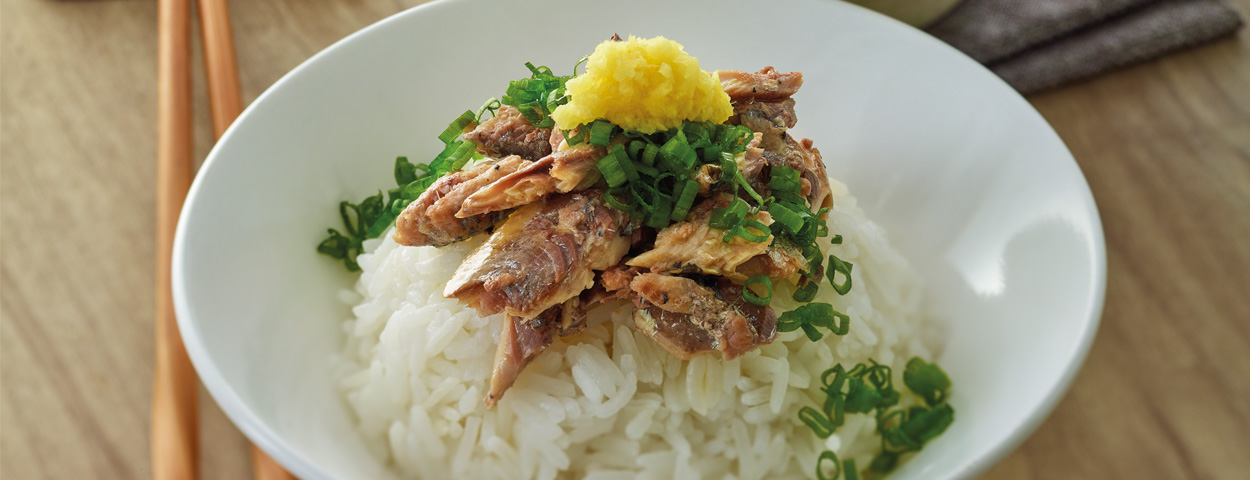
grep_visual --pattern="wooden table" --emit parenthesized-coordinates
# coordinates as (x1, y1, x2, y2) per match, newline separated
(2, 1, 1247, 478)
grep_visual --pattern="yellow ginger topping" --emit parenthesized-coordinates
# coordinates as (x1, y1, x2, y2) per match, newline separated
(551, 36, 733, 134)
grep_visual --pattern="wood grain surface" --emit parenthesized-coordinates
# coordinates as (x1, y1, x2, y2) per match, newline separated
(2, 1, 1247, 479)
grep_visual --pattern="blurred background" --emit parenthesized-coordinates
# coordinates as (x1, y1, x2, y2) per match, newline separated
(2, 0, 1248, 478)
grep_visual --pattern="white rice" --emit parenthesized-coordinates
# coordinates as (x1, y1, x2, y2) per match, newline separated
(335, 177, 937, 479)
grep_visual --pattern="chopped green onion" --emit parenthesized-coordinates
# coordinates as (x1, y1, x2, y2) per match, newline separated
(843, 460, 859, 480)
(792, 281, 819, 302)
(544, 87, 566, 116)
(777, 303, 849, 340)
(709, 197, 750, 230)
(589, 120, 616, 147)
(564, 128, 589, 147)
(504, 80, 537, 99)
(682, 121, 709, 146)
(603, 189, 634, 212)
(730, 219, 771, 243)
(670, 180, 700, 221)
(843, 377, 883, 414)
(641, 143, 659, 166)
(321, 59, 589, 272)
(770, 166, 802, 192)
(645, 194, 672, 229)
(827, 254, 854, 295)
(831, 309, 851, 335)
(393, 156, 420, 185)
(315, 229, 356, 268)
(700, 144, 722, 163)
(766, 202, 805, 235)
(901, 403, 954, 444)
(572, 54, 589, 75)
(449, 141, 476, 171)
(630, 184, 656, 212)
(734, 170, 765, 205)
(869, 452, 899, 473)
(816, 451, 842, 480)
(595, 153, 629, 188)
(524, 61, 548, 76)
(660, 134, 696, 172)
(799, 357, 955, 478)
(628, 140, 646, 160)
(742, 275, 772, 306)
(475, 98, 501, 122)
(903, 358, 952, 407)
(428, 140, 465, 172)
(609, 144, 638, 182)
(499, 61, 573, 129)
(634, 162, 659, 178)
(719, 152, 738, 180)
(799, 407, 835, 439)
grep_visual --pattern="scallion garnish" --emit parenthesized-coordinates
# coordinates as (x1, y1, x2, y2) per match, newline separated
(709, 197, 750, 230)
(727, 219, 771, 244)
(842, 460, 859, 480)
(800, 406, 836, 438)
(826, 254, 853, 295)
(792, 281, 820, 302)
(575, 119, 754, 233)
(903, 357, 952, 407)
(798, 358, 955, 479)
(595, 153, 629, 188)
(564, 127, 589, 147)
(476, 98, 501, 122)
(645, 194, 673, 229)
(499, 62, 574, 128)
(318, 104, 500, 271)
(670, 180, 700, 221)
(816, 451, 842, 480)
(742, 275, 772, 306)
(766, 202, 805, 235)
(776, 303, 850, 341)
(589, 119, 616, 147)
(437, 110, 477, 144)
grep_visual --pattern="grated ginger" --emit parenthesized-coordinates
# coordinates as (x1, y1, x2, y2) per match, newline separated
(551, 36, 733, 134)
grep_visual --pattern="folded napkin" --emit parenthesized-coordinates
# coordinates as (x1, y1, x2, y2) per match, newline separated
(926, 0, 1245, 93)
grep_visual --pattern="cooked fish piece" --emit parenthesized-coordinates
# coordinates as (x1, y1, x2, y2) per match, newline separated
(736, 132, 833, 213)
(717, 67, 804, 102)
(627, 194, 773, 281)
(392, 155, 532, 247)
(457, 144, 604, 218)
(548, 126, 567, 152)
(600, 264, 644, 294)
(732, 98, 796, 152)
(775, 135, 832, 213)
(736, 132, 766, 186)
(719, 68, 831, 212)
(737, 240, 810, 281)
(739, 131, 831, 213)
(629, 273, 777, 360)
(445, 190, 633, 318)
(588, 264, 646, 304)
(486, 297, 585, 408)
(464, 105, 553, 161)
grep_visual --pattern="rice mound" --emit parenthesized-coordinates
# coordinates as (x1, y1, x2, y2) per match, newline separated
(335, 177, 937, 479)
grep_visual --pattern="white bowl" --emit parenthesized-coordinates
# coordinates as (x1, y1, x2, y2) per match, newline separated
(173, 0, 1106, 478)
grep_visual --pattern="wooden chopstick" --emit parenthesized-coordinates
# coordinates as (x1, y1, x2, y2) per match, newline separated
(198, 0, 243, 138)
(153, 0, 198, 478)
(196, 0, 296, 478)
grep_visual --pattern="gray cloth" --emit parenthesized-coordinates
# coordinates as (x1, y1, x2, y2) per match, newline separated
(927, 0, 1245, 93)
